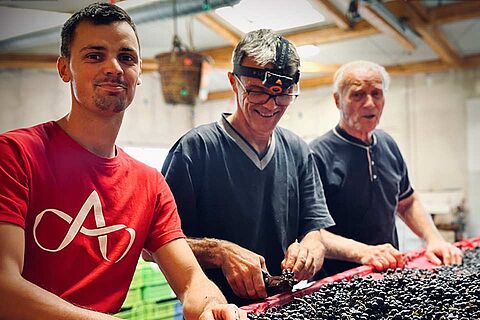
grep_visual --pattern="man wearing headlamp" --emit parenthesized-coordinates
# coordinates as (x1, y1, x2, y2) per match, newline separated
(161, 29, 334, 306)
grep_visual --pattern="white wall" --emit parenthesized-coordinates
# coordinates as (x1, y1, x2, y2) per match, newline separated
(1, 67, 479, 238)
(467, 97, 480, 238)
(0, 69, 193, 148)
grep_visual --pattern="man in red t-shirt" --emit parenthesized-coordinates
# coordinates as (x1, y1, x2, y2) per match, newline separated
(0, 3, 245, 320)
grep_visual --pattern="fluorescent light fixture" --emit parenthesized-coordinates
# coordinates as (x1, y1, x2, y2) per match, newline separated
(296, 45, 320, 59)
(215, 0, 325, 33)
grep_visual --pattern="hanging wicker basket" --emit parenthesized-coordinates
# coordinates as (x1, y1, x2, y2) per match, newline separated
(155, 50, 210, 106)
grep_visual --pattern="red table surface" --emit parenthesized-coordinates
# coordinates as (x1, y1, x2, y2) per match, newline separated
(241, 236, 480, 315)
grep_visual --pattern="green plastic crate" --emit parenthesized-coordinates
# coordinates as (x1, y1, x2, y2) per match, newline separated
(129, 300, 180, 320)
(122, 287, 142, 308)
(143, 284, 176, 303)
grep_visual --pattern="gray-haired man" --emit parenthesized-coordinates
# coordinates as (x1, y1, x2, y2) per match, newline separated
(309, 60, 462, 278)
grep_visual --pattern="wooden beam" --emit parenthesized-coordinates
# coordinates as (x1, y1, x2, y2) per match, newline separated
(201, 46, 235, 69)
(414, 23, 461, 66)
(195, 13, 241, 45)
(284, 20, 377, 46)
(402, 1, 461, 66)
(0, 54, 58, 69)
(358, 1, 416, 51)
(385, 1, 480, 24)
(206, 54, 480, 101)
(142, 58, 158, 72)
(207, 90, 234, 101)
(428, 1, 480, 24)
(311, 0, 350, 30)
(300, 61, 341, 73)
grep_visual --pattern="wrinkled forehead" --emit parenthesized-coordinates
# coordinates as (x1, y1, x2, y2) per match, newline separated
(343, 67, 383, 90)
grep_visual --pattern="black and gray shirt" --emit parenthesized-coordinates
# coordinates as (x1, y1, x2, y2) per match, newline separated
(162, 113, 334, 305)
(309, 125, 413, 277)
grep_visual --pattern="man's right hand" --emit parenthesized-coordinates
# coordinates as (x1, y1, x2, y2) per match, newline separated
(220, 241, 268, 300)
(359, 243, 406, 271)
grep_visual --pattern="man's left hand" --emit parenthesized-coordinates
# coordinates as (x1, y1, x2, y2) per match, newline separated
(425, 239, 463, 266)
(199, 304, 247, 320)
(281, 231, 325, 281)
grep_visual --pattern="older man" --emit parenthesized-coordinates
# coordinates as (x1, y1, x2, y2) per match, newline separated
(0, 3, 245, 320)
(162, 29, 334, 306)
(309, 60, 462, 277)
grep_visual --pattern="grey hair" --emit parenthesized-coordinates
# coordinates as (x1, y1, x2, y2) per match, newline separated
(232, 29, 300, 76)
(333, 60, 390, 94)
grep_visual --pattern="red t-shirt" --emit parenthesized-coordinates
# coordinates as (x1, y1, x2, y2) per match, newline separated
(0, 121, 185, 313)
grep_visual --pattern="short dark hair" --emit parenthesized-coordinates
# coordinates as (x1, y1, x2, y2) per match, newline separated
(60, 2, 140, 58)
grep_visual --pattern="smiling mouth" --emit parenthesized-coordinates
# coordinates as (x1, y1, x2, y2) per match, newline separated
(96, 82, 126, 89)
(256, 110, 278, 118)
(364, 115, 376, 120)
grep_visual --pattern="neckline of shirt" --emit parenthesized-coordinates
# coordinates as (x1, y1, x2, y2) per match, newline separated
(218, 113, 276, 170)
(50, 121, 122, 167)
(333, 125, 377, 149)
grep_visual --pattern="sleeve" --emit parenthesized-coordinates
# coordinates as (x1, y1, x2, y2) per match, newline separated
(161, 139, 201, 238)
(144, 173, 185, 253)
(0, 135, 29, 228)
(298, 150, 335, 239)
(393, 141, 414, 201)
(398, 158, 414, 200)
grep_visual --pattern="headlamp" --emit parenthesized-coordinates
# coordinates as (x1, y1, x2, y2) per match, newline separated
(232, 36, 300, 93)
(233, 64, 300, 93)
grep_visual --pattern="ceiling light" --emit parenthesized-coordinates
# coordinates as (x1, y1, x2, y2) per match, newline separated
(215, 0, 325, 33)
(296, 45, 320, 59)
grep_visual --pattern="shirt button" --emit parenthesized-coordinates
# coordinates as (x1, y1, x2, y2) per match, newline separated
(373, 175, 377, 179)
(372, 160, 375, 165)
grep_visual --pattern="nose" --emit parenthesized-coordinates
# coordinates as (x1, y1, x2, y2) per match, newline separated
(103, 58, 123, 76)
(363, 94, 375, 108)
(264, 96, 277, 110)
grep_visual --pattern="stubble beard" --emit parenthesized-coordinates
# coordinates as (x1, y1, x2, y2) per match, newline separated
(95, 95, 127, 113)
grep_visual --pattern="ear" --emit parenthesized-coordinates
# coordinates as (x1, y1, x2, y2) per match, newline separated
(227, 72, 237, 93)
(333, 92, 340, 109)
(137, 59, 143, 85)
(57, 56, 71, 83)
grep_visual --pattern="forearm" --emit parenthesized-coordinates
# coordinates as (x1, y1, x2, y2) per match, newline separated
(181, 271, 228, 320)
(320, 229, 370, 264)
(0, 273, 117, 320)
(186, 237, 229, 269)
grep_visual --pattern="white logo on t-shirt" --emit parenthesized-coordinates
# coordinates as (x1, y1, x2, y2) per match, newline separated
(33, 190, 135, 263)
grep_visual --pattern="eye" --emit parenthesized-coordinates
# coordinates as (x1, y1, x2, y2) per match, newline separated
(352, 91, 365, 100)
(119, 54, 136, 64)
(371, 90, 383, 98)
(85, 53, 102, 61)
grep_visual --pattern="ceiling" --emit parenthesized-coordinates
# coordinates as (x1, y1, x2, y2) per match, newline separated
(0, 0, 479, 101)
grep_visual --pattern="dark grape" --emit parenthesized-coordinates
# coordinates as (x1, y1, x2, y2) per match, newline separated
(248, 247, 480, 320)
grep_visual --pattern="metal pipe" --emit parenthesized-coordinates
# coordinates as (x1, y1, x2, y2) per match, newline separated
(0, 0, 240, 52)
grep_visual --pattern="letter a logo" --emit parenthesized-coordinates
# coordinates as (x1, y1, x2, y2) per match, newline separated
(34, 190, 135, 263)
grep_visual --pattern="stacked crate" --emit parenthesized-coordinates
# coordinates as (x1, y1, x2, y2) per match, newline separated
(116, 260, 183, 320)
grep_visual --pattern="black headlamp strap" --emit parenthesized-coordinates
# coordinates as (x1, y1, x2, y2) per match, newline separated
(275, 36, 289, 71)
(233, 64, 266, 79)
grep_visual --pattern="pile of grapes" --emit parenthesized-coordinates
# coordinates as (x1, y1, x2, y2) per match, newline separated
(248, 247, 480, 320)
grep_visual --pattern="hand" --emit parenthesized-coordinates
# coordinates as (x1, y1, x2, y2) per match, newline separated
(281, 231, 325, 281)
(220, 242, 267, 300)
(425, 239, 463, 265)
(199, 304, 248, 320)
(359, 243, 406, 271)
